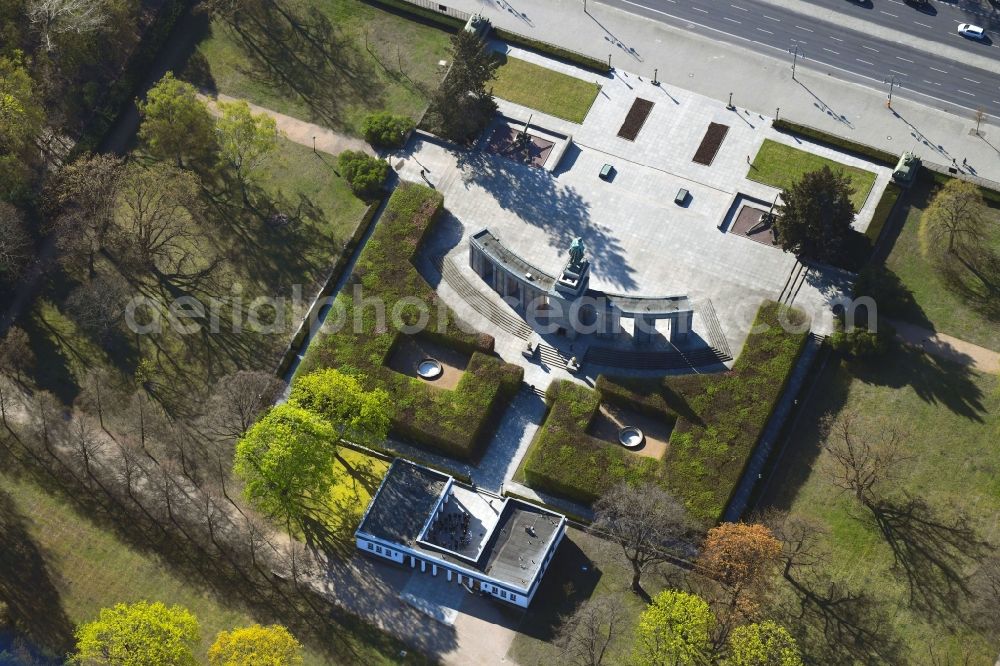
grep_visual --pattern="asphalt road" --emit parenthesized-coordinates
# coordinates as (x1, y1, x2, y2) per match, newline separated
(601, 0, 1000, 119)
(799, 0, 1000, 55)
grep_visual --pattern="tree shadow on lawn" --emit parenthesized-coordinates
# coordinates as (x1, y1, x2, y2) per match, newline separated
(218, 2, 386, 131)
(512, 536, 602, 643)
(849, 344, 986, 421)
(937, 244, 1000, 322)
(0, 484, 75, 657)
(456, 148, 638, 292)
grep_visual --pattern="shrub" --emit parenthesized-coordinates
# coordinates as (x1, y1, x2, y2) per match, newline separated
(771, 119, 897, 165)
(865, 181, 902, 245)
(830, 319, 894, 359)
(362, 111, 415, 148)
(338, 150, 390, 199)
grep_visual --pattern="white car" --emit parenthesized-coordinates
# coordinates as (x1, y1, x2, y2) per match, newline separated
(958, 24, 986, 40)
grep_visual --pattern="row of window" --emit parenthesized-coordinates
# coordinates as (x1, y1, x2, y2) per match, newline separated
(366, 542, 395, 558)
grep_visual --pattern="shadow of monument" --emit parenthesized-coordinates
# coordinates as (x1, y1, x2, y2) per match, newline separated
(455, 147, 638, 292)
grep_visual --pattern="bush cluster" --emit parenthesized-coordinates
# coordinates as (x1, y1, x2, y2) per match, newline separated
(338, 150, 390, 200)
(522, 302, 808, 523)
(297, 183, 523, 460)
(362, 112, 415, 149)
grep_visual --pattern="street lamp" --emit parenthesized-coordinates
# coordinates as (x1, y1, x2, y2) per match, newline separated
(883, 74, 901, 108)
(789, 41, 802, 80)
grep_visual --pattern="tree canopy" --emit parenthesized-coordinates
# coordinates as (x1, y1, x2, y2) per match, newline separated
(920, 177, 985, 255)
(289, 368, 391, 447)
(233, 403, 337, 522)
(215, 100, 278, 202)
(72, 600, 200, 666)
(138, 72, 216, 169)
(725, 621, 802, 666)
(774, 166, 856, 264)
(633, 590, 714, 666)
(208, 624, 303, 666)
(426, 30, 498, 142)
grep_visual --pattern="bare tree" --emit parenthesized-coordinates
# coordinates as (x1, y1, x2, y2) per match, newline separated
(65, 273, 130, 345)
(555, 596, 624, 666)
(46, 153, 124, 276)
(0, 327, 35, 384)
(113, 162, 204, 275)
(0, 202, 33, 283)
(974, 107, 987, 137)
(204, 370, 285, 441)
(593, 482, 693, 597)
(27, 0, 109, 53)
(922, 178, 986, 255)
(821, 411, 908, 508)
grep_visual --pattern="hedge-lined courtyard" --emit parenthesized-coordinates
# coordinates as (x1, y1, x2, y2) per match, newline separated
(297, 183, 523, 460)
(523, 301, 808, 523)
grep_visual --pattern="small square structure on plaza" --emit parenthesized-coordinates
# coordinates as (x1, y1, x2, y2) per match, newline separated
(355, 459, 566, 608)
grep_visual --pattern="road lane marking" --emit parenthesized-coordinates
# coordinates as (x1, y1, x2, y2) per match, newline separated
(923, 80, 941, 86)
(963, 77, 982, 84)
(731, 4, 748, 10)
(896, 56, 914, 63)
(692, 6, 708, 12)
(889, 69, 906, 75)
(856, 58, 874, 66)
(795, 25, 814, 32)
(862, 45, 879, 52)
(723, 16, 741, 23)
(830, 36, 843, 42)
(756, 27, 774, 34)
(823, 47, 840, 54)
(930, 66, 948, 73)
(880, 11, 898, 17)
(763, 14, 780, 21)
(914, 21, 932, 28)
(958, 90, 976, 96)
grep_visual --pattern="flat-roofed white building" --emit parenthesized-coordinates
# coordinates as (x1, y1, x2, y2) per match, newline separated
(355, 459, 566, 608)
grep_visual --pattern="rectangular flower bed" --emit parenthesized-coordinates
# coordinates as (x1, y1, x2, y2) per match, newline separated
(617, 98, 654, 141)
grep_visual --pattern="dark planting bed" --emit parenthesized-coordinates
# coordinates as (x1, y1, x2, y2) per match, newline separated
(617, 98, 654, 141)
(692, 122, 730, 165)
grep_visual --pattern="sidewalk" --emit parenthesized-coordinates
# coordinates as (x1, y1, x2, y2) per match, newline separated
(200, 93, 374, 157)
(890, 318, 1000, 373)
(444, 0, 1000, 182)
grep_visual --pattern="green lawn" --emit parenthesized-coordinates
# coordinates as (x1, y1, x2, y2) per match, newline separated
(0, 471, 410, 665)
(322, 449, 390, 555)
(507, 528, 680, 665)
(491, 56, 600, 123)
(25, 138, 369, 408)
(749, 139, 877, 211)
(762, 346, 1000, 664)
(185, 0, 452, 136)
(873, 172, 1000, 351)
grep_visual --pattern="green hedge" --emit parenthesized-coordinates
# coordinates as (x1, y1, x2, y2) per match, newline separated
(298, 183, 523, 461)
(864, 181, 902, 245)
(360, 0, 465, 32)
(522, 301, 808, 524)
(771, 119, 897, 166)
(493, 28, 610, 74)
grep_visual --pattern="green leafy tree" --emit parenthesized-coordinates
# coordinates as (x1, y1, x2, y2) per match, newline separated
(634, 590, 714, 666)
(233, 403, 337, 523)
(427, 30, 499, 142)
(215, 100, 278, 204)
(362, 111, 415, 149)
(920, 178, 985, 255)
(0, 52, 44, 155)
(208, 624, 303, 666)
(290, 368, 391, 446)
(725, 621, 802, 666)
(72, 601, 199, 666)
(774, 166, 856, 264)
(138, 72, 216, 169)
(337, 150, 389, 200)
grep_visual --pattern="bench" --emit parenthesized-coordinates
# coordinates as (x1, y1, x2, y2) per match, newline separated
(599, 164, 614, 181)
(675, 188, 689, 205)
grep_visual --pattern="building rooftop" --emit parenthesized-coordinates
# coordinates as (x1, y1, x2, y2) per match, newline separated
(357, 460, 449, 546)
(482, 502, 563, 588)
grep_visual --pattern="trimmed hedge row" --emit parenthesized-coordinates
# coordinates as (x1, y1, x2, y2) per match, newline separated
(522, 381, 662, 505)
(493, 28, 611, 74)
(771, 119, 897, 167)
(298, 183, 523, 461)
(864, 181, 902, 245)
(522, 301, 808, 524)
(360, 0, 465, 31)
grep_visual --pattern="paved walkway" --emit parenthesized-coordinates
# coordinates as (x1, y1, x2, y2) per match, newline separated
(441, 0, 1000, 182)
(889, 318, 1000, 373)
(200, 93, 373, 157)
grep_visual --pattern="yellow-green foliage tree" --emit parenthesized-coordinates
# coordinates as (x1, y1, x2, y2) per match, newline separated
(633, 590, 714, 666)
(289, 368, 391, 446)
(208, 624, 303, 666)
(725, 621, 802, 666)
(215, 100, 278, 204)
(920, 178, 985, 255)
(72, 601, 199, 666)
(138, 73, 216, 169)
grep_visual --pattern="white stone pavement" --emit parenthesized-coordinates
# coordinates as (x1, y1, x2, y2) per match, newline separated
(443, 0, 1000, 183)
